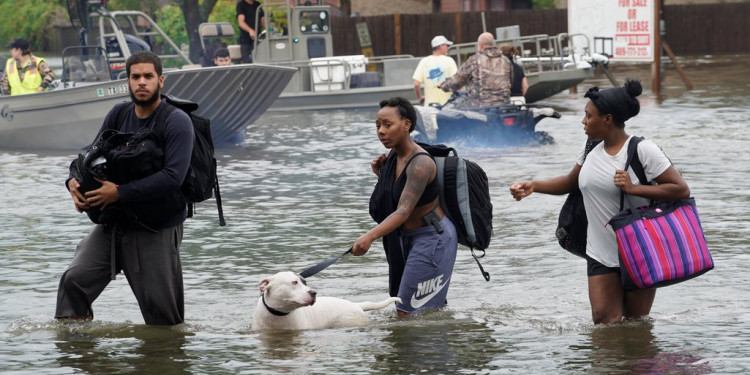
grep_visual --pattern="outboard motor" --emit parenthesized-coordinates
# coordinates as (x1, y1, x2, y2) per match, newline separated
(105, 34, 151, 58)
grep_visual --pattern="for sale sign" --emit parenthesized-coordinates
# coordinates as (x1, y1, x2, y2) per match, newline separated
(568, 0, 655, 62)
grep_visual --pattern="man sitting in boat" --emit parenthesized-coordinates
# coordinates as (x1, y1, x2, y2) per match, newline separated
(438, 32, 511, 108)
(0, 38, 55, 95)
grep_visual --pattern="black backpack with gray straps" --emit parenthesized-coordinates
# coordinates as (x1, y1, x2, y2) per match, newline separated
(418, 142, 493, 281)
(111, 95, 226, 226)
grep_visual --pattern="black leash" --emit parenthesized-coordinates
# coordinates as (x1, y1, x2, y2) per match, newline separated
(299, 248, 353, 278)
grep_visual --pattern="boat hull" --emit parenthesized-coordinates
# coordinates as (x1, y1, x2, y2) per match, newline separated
(525, 67, 593, 103)
(266, 65, 592, 111)
(0, 64, 295, 150)
(269, 84, 414, 111)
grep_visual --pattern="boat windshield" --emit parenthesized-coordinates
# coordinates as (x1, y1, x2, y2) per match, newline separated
(299, 11, 329, 34)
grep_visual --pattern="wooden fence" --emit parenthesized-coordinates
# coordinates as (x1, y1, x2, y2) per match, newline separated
(663, 3, 750, 55)
(42, 3, 750, 57)
(331, 3, 750, 57)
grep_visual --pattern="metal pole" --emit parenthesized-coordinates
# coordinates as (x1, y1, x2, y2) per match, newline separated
(394, 13, 401, 56)
(455, 13, 462, 45)
(662, 39, 694, 90)
(651, 0, 662, 97)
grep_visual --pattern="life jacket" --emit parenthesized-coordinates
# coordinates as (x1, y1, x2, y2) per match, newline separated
(5, 56, 44, 95)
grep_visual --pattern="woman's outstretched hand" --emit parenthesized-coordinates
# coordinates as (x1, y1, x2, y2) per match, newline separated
(510, 181, 534, 201)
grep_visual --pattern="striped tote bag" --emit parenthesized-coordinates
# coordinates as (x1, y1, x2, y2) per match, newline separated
(609, 197, 713, 290)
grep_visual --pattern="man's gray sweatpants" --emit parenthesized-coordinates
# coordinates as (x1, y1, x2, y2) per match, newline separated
(55, 224, 184, 325)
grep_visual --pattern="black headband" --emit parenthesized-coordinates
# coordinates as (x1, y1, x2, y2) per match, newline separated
(584, 81, 640, 124)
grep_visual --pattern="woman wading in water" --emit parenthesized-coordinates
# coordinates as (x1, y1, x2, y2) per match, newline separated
(510, 80, 689, 324)
(355, 97, 459, 317)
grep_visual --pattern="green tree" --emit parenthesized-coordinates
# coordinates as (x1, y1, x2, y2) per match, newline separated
(531, 0, 556, 9)
(109, 0, 160, 14)
(174, 0, 220, 62)
(156, 5, 190, 48)
(0, 0, 235, 61)
(111, 0, 234, 63)
(0, 0, 66, 51)
(209, 0, 240, 40)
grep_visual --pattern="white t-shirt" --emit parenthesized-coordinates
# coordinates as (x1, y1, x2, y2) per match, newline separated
(412, 55, 457, 106)
(577, 136, 672, 267)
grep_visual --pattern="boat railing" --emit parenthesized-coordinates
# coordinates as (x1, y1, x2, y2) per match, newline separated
(260, 54, 415, 93)
(555, 32, 593, 66)
(309, 59, 352, 92)
(366, 55, 415, 64)
(93, 10, 193, 67)
(448, 32, 592, 75)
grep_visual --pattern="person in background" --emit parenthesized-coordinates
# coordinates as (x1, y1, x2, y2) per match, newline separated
(500, 43, 528, 103)
(56, 51, 194, 326)
(0, 55, 6, 86)
(358, 97, 459, 317)
(509, 79, 689, 324)
(412, 35, 457, 107)
(236, 0, 265, 64)
(439, 32, 511, 108)
(0, 38, 55, 95)
(213, 48, 232, 66)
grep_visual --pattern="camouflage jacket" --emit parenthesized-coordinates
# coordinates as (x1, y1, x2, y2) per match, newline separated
(440, 47, 512, 108)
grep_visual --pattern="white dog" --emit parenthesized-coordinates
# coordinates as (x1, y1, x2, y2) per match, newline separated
(250, 271, 401, 331)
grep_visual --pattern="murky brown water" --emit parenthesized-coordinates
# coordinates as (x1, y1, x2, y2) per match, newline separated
(1, 54, 748, 374)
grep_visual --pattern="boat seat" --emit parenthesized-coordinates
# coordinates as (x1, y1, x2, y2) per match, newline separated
(199, 22, 239, 65)
(228, 45, 241, 61)
(199, 22, 235, 39)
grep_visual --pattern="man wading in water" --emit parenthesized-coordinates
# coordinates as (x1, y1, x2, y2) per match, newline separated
(55, 51, 194, 325)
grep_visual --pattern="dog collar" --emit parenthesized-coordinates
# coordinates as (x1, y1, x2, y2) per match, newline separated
(261, 294, 289, 316)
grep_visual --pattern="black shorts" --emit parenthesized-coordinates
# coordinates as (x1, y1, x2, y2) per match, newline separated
(586, 255, 620, 277)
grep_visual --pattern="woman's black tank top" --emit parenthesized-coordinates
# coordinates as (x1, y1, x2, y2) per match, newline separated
(392, 152, 439, 206)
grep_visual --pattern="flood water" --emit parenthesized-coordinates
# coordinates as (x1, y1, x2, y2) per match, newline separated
(1, 54, 749, 374)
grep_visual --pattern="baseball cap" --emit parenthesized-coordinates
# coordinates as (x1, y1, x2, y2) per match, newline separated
(431, 35, 453, 48)
(6, 38, 30, 51)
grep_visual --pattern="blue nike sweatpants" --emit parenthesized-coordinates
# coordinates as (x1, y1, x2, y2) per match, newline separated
(396, 216, 458, 314)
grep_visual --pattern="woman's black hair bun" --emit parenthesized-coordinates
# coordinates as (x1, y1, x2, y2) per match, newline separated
(624, 78, 642, 98)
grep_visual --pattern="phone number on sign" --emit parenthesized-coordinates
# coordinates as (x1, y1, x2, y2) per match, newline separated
(616, 46, 650, 58)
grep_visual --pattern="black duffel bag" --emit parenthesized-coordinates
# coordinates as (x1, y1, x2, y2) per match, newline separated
(69, 127, 183, 229)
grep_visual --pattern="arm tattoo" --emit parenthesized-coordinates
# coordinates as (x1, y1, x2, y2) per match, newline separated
(395, 155, 435, 217)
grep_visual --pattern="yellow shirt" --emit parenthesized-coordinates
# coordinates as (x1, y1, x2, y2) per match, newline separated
(412, 55, 457, 106)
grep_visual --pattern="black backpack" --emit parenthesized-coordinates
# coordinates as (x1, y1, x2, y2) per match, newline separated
(152, 96, 225, 226)
(556, 137, 647, 257)
(69, 126, 172, 228)
(112, 95, 226, 226)
(418, 143, 493, 281)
